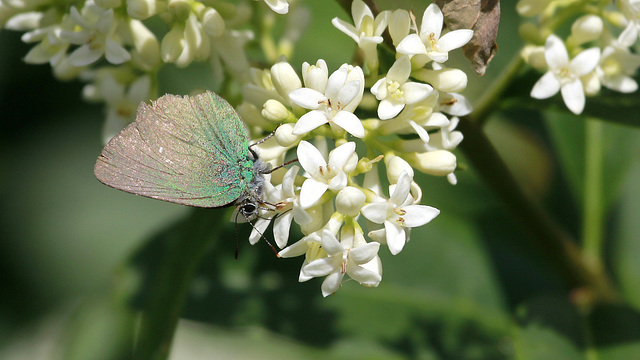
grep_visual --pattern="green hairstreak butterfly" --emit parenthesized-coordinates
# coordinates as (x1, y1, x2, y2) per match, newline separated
(94, 91, 270, 218)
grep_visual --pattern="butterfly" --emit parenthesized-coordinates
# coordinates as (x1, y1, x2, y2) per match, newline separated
(94, 90, 271, 219)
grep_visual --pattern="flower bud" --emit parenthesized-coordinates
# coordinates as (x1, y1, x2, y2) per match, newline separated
(5, 12, 42, 31)
(521, 45, 547, 70)
(262, 99, 289, 122)
(569, 15, 603, 45)
(581, 71, 601, 96)
(271, 62, 302, 101)
(302, 59, 328, 92)
(407, 150, 456, 176)
(168, 0, 191, 21)
(129, 19, 160, 70)
(201, 7, 224, 37)
(413, 68, 467, 93)
(388, 9, 410, 46)
(385, 154, 414, 184)
(275, 123, 301, 147)
(161, 24, 185, 63)
(336, 187, 366, 217)
(127, 0, 162, 20)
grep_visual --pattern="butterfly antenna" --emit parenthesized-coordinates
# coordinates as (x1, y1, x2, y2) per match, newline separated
(249, 124, 281, 148)
(266, 158, 299, 174)
(240, 211, 281, 258)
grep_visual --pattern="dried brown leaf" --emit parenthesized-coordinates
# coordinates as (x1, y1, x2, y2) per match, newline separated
(435, 0, 500, 76)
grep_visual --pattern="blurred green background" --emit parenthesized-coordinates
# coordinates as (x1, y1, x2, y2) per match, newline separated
(2, 1, 640, 359)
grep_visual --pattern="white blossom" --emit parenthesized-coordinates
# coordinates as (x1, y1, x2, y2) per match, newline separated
(331, 0, 389, 70)
(289, 64, 365, 137)
(371, 55, 433, 120)
(396, 3, 474, 66)
(361, 172, 440, 255)
(296, 140, 357, 209)
(530, 34, 600, 115)
(302, 229, 381, 297)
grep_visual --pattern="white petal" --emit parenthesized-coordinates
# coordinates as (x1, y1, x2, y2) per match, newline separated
(297, 140, 327, 174)
(420, 4, 443, 39)
(378, 98, 405, 120)
(299, 178, 329, 208)
(332, 111, 365, 138)
(409, 120, 430, 142)
(304, 257, 340, 277)
(370, 77, 386, 98)
(387, 55, 411, 83)
(328, 141, 356, 169)
(396, 33, 427, 56)
(349, 242, 380, 264)
(249, 218, 271, 244)
(427, 51, 449, 63)
(569, 47, 600, 76)
(604, 75, 638, 93)
(325, 67, 348, 99)
(278, 239, 309, 258)
(336, 80, 361, 106)
(390, 171, 411, 205)
(438, 29, 474, 52)
(321, 230, 344, 255)
(331, 17, 360, 43)
(530, 71, 560, 99)
(321, 272, 344, 297)
(368, 228, 387, 243)
(401, 205, 440, 227)
(105, 38, 131, 64)
(347, 263, 382, 285)
(401, 82, 433, 104)
(273, 211, 293, 248)
(289, 88, 326, 109)
(68, 45, 102, 66)
(292, 110, 329, 135)
(328, 170, 348, 191)
(560, 80, 585, 114)
(544, 34, 569, 69)
(439, 92, 473, 116)
(384, 221, 406, 255)
(360, 202, 389, 224)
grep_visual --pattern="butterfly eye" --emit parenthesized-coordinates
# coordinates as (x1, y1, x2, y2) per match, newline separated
(240, 202, 258, 217)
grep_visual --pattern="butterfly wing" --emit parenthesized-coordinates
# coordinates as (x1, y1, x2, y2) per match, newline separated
(94, 91, 251, 207)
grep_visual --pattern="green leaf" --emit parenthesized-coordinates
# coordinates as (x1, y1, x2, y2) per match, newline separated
(589, 305, 640, 360)
(612, 164, 640, 311)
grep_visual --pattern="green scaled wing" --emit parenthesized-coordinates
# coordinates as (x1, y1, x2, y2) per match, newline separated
(94, 91, 254, 208)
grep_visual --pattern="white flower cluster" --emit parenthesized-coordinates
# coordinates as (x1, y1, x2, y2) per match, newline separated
(0, 0, 292, 142)
(237, 1, 472, 296)
(518, 0, 640, 114)
(2, 0, 473, 296)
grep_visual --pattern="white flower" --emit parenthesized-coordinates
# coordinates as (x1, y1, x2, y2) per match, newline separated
(61, 1, 131, 66)
(396, 3, 473, 66)
(361, 171, 440, 255)
(297, 140, 357, 209)
(530, 34, 600, 115)
(260, 0, 289, 14)
(516, 0, 552, 17)
(331, 0, 388, 70)
(335, 186, 366, 217)
(371, 55, 433, 120)
(302, 229, 382, 297)
(289, 64, 365, 138)
(596, 32, 640, 93)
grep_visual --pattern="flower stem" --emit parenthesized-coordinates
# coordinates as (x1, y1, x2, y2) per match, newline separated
(582, 118, 604, 273)
(457, 116, 616, 302)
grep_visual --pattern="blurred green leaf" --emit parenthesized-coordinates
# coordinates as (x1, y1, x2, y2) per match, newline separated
(612, 164, 640, 311)
(545, 115, 640, 213)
